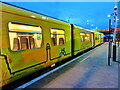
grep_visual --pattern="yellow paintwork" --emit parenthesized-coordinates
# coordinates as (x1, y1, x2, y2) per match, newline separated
(0, 2, 71, 86)
(0, 2, 104, 87)
(73, 25, 93, 55)
(94, 31, 104, 46)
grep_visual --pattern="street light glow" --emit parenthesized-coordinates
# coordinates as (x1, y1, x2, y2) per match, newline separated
(107, 14, 111, 17)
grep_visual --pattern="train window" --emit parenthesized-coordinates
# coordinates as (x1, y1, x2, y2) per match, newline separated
(8, 22, 43, 51)
(59, 38, 64, 45)
(97, 35, 100, 40)
(95, 35, 99, 40)
(99, 35, 101, 40)
(51, 28, 65, 46)
(20, 37, 29, 50)
(85, 33, 91, 42)
(95, 37, 97, 40)
(13, 38, 20, 51)
(80, 33, 85, 42)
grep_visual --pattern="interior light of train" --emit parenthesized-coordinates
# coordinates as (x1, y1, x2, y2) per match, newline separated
(42, 17, 47, 19)
(9, 22, 42, 32)
(31, 16, 36, 18)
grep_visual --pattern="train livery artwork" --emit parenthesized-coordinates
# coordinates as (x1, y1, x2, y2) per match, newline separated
(0, 2, 104, 87)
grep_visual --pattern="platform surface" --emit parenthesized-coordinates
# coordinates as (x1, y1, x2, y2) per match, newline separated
(25, 43, 119, 88)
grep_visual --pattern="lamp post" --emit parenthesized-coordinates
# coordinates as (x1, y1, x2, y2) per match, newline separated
(108, 19, 112, 65)
(117, 18, 120, 47)
(86, 20, 89, 29)
(96, 27, 98, 30)
(91, 24, 94, 30)
(113, 5, 117, 62)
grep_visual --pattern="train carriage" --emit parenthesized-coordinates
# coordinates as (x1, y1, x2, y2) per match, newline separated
(0, 2, 71, 86)
(72, 25, 95, 55)
(0, 2, 104, 87)
(94, 32, 104, 46)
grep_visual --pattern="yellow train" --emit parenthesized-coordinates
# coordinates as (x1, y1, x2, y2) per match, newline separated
(0, 2, 104, 87)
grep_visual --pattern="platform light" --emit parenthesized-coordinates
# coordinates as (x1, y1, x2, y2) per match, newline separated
(96, 27, 98, 29)
(91, 24, 94, 26)
(86, 20, 90, 29)
(86, 20, 89, 24)
(107, 13, 114, 17)
(107, 14, 111, 17)
(87, 20, 89, 22)
(90, 24, 94, 30)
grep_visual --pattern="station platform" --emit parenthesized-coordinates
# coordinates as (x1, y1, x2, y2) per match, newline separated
(17, 43, 119, 89)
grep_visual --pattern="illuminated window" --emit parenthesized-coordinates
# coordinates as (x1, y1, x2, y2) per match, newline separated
(99, 35, 101, 40)
(95, 35, 99, 40)
(8, 22, 43, 51)
(85, 33, 91, 42)
(51, 28, 65, 46)
(80, 33, 85, 42)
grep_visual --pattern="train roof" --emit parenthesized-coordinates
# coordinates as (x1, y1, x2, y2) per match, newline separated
(0, 2, 70, 26)
(73, 24, 103, 34)
(0, 2, 104, 35)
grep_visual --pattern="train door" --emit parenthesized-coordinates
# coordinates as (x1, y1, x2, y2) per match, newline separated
(50, 28, 66, 60)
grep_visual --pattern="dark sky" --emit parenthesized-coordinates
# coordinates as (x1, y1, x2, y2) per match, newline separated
(7, 2, 117, 30)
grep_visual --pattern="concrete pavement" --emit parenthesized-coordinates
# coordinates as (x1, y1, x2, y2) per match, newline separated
(25, 43, 119, 88)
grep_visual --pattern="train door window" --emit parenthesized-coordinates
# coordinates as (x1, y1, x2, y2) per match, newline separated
(80, 33, 85, 42)
(51, 28, 65, 46)
(99, 35, 101, 40)
(99, 35, 103, 42)
(85, 33, 91, 42)
(59, 38, 64, 45)
(95, 35, 98, 40)
(97, 35, 99, 40)
(89, 33, 92, 42)
(8, 22, 43, 51)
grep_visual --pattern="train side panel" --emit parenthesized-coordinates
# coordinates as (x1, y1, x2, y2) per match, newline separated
(94, 31, 104, 46)
(0, 3, 71, 86)
(73, 25, 93, 55)
(1, 7, 47, 87)
(0, 2, 104, 87)
(94, 32, 101, 46)
(100, 33, 104, 43)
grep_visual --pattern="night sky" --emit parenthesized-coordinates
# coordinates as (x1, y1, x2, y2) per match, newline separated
(6, 2, 119, 30)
